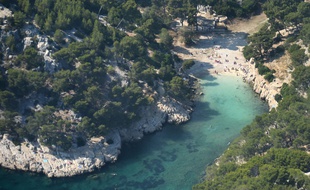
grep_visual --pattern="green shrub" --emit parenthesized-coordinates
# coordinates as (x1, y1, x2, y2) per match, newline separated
(76, 136, 86, 147)
(54, 29, 65, 44)
(275, 45, 285, 54)
(290, 49, 308, 66)
(288, 44, 301, 53)
(182, 59, 195, 70)
(275, 94, 282, 102)
(257, 64, 271, 75)
(107, 65, 116, 75)
(264, 72, 275, 82)
(243, 45, 255, 60)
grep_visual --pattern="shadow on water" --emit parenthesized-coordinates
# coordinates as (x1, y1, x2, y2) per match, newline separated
(194, 72, 217, 82)
(201, 81, 219, 87)
(118, 124, 195, 157)
(189, 101, 220, 123)
(203, 74, 217, 81)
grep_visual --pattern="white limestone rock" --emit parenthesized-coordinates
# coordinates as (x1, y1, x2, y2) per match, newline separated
(243, 62, 279, 110)
(0, 130, 122, 177)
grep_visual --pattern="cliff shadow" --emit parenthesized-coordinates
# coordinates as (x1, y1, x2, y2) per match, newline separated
(264, 49, 285, 63)
(118, 124, 196, 157)
(195, 31, 248, 51)
(201, 81, 219, 87)
(190, 101, 220, 123)
(187, 60, 215, 79)
(173, 46, 191, 55)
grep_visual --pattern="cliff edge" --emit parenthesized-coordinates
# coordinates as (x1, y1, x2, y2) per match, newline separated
(0, 93, 193, 177)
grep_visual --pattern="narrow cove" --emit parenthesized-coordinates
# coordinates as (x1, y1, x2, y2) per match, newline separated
(0, 74, 268, 190)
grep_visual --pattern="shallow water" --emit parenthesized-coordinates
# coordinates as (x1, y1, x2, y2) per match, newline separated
(0, 74, 267, 190)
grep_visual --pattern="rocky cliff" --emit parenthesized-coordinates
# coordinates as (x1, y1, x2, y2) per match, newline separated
(243, 58, 291, 110)
(0, 94, 193, 177)
(243, 64, 279, 110)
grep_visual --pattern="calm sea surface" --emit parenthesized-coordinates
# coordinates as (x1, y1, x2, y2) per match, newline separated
(0, 74, 267, 190)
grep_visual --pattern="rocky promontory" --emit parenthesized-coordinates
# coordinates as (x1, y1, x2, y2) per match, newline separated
(0, 93, 193, 177)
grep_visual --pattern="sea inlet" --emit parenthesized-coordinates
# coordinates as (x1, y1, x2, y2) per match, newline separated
(0, 74, 267, 190)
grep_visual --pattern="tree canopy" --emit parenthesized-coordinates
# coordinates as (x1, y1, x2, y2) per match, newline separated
(196, 0, 310, 189)
(0, 0, 202, 151)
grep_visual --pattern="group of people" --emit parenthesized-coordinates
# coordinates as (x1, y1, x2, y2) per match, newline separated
(209, 51, 249, 76)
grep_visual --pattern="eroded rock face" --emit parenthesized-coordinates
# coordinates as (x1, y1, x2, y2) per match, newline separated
(119, 96, 192, 142)
(0, 96, 193, 177)
(243, 63, 279, 110)
(36, 35, 62, 73)
(157, 97, 192, 124)
(0, 132, 121, 177)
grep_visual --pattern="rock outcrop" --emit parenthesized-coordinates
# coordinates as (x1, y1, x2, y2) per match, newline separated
(0, 132, 121, 177)
(242, 62, 281, 110)
(0, 95, 193, 177)
(36, 35, 61, 73)
(120, 96, 192, 142)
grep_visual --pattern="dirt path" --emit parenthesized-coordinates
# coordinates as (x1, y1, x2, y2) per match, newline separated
(227, 13, 268, 35)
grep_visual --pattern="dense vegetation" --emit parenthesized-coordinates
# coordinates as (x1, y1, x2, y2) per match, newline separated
(0, 0, 266, 149)
(243, 0, 310, 82)
(194, 0, 310, 189)
(0, 0, 266, 150)
(1, 1, 309, 188)
(0, 0, 200, 150)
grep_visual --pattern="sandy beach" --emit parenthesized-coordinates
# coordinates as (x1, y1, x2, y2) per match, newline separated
(175, 32, 250, 78)
(173, 13, 288, 109)
(173, 13, 268, 78)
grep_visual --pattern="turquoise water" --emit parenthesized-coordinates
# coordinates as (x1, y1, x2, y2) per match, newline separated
(0, 74, 267, 190)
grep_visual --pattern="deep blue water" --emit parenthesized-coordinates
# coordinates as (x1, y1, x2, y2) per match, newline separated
(0, 74, 267, 190)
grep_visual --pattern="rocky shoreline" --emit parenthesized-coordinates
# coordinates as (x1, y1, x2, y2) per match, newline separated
(184, 42, 281, 110)
(0, 14, 280, 178)
(242, 64, 280, 110)
(0, 45, 280, 178)
(216, 58, 282, 110)
(0, 92, 194, 177)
